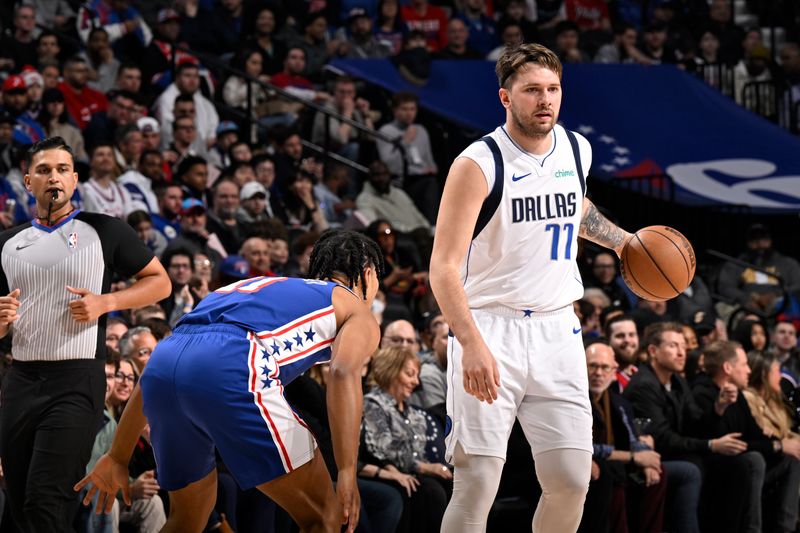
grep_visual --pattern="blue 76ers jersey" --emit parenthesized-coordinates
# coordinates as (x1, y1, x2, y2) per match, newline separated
(177, 277, 339, 384)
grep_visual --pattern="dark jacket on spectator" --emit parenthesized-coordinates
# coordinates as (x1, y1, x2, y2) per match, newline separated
(692, 373, 780, 462)
(624, 363, 715, 460)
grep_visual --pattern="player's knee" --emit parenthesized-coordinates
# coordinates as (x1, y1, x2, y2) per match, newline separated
(298, 499, 340, 533)
(537, 449, 590, 499)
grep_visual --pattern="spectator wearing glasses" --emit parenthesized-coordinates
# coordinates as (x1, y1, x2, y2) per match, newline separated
(361, 347, 452, 533)
(382, 320, 421, 353)
(76, 352, 167, 532)
(159, 247, 203, 327)
(108, 357, 139, 420)
(84, 89, 138, 152)
(119, 326, 157, 374)
(165, 115, 207, 169)
(581, 339, 667, 533)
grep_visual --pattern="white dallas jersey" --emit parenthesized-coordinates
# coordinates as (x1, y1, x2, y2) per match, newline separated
(457, 124, 592, 312)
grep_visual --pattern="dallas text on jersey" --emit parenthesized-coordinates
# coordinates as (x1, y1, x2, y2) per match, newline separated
(511, 192, 577, 224)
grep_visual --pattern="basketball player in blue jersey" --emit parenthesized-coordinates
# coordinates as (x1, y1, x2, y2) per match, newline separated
(430, 43, 635, 532)
(76, 230, 384, 532)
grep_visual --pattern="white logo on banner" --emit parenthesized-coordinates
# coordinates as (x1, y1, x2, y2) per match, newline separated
(666, 159, 800, 209)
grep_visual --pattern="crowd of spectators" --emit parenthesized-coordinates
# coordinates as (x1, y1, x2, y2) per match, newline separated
(0, 0, 799, 531)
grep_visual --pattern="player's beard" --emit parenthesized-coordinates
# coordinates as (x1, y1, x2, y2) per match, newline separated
(510, 100, 556, 139)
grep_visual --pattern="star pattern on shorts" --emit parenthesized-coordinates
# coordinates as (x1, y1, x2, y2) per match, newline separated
(283, 339, 294, 352)
(523, 309, 533, 318)
(294, 333, 303, 347)
(270, 341, 281, 356)
(305, 327, 316, 342)
(260, 365, 272, 387)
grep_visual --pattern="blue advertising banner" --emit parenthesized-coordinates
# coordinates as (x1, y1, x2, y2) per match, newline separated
(331, 59, 800, 212)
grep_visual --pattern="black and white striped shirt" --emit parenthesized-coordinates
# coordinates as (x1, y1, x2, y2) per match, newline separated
(0, 210, 154, 362)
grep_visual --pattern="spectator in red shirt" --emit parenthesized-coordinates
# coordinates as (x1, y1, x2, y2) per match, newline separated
(269, 46, 331, 111)
(58, 55, 109, 129)
(401, 0, 449, 51)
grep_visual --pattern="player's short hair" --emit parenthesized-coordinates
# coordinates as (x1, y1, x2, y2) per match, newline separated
(642, 321, 685, 350)
(496, 43, 562, 89)
(25, 136, 75, 171)
(308, 229, 384, 299)
(368, 347, 420, 390)
(702, 340, 743, 378)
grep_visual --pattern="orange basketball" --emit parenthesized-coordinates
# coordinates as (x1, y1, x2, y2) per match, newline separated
(620, 226, 696, 302)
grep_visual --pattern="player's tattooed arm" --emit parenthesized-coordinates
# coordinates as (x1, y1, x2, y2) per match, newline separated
(579, 199, 632, 256)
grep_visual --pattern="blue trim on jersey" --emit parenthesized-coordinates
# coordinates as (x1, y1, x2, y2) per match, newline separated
(500, 125, 557, 167)
(31, 209, 81, 233)
(564, 129, 586, 196)
(472, 136, 504, 240)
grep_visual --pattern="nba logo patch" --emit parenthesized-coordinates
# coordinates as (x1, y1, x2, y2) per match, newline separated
(67, 232, 78, 250)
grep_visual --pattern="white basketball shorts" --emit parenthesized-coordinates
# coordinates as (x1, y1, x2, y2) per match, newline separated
(445, 304, 593, 462)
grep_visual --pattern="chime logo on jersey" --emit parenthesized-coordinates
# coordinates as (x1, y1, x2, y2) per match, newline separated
(67, 232, 78, 249)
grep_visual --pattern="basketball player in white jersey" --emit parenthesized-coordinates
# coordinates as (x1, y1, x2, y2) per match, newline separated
(430, 43, 633, 532)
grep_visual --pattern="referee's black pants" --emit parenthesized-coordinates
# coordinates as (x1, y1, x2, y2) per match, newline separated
(0, 359, 105, 532)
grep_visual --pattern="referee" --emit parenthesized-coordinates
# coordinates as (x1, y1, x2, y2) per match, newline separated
(0, 137, 170, 531)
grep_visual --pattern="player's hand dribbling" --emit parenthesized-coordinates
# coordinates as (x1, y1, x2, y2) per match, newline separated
(74, 453, 132, 514)
(66, 286, 109, 322)
(0, 288, 21, 327)
(461, 339, 500, 403)
(336, 469, 360, 533)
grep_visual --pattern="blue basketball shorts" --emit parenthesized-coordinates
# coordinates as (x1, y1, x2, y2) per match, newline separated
(140, 324, 317, 491)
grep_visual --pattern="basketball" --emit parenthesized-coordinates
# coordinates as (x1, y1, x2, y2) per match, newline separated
(620, 226, 696, 301)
